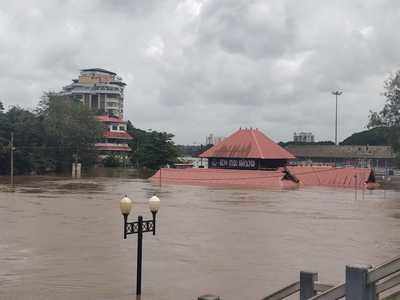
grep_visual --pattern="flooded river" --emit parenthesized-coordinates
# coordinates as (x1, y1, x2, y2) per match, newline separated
(0, 175, 400, 299)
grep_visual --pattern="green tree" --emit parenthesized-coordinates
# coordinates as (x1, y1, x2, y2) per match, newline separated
(0, 101, 8, 174)
(102, 153, 123, 167)
(368, 71, 400, 152)
(37, 93, 102, 172)
(0, 105, 44, 174)
(341, 127, 388, 145)
(127, 121, 180, 170)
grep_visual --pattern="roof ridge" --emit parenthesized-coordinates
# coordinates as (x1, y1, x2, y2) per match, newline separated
(251, 130, 264, 159)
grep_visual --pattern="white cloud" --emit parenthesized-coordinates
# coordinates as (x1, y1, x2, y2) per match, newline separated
(145, 36, 165, 58)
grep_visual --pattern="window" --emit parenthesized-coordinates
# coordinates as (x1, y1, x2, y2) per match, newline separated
(112, 125, 118, 131)
(91, 95, 99, 108)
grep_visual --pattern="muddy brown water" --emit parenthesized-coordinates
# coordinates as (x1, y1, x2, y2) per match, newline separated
(0, 176, 400, 299)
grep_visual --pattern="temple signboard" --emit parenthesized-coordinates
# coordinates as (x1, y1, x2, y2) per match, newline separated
(209, 158, 257, 169)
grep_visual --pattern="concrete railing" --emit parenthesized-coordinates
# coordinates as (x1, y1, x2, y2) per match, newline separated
(260, 271, 335, 300)
(258, 255, 400, 300)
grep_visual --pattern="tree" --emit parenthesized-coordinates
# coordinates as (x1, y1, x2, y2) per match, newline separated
(368, 71, 400, 152)
(0, 105, 44, 174)
(127, 121, 180, 170)
(341, 127, 389, 145)
(37, 93, 102, 172)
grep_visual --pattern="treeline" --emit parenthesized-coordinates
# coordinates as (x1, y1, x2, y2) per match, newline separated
(368, 70, 400, 155)
(0, 94, 180, 175)
(340, 127, 389, 146)
(126, 124, 180, 170)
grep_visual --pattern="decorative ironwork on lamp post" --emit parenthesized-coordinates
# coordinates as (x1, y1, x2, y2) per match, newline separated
(120, 195, 161, 297)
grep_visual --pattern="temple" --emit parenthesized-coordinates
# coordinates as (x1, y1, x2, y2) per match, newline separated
(151, 128, 377, 189)
(199, 128, 295, 170)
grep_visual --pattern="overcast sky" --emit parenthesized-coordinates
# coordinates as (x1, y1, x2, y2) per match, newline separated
(1, 0, 399, 144)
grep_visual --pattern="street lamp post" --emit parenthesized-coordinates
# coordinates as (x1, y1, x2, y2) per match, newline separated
(120, 195, 161, 297)
(331, 90, 343, 145)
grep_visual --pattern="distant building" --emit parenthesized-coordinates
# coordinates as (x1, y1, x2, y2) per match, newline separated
(59, 68, 126, 118)
(293, 132, 315, 143)
(205, 134, 224, 145)
(286, 145, 395, 169)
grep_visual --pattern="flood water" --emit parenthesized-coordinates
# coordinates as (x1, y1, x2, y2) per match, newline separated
(0, 175, 400, 299)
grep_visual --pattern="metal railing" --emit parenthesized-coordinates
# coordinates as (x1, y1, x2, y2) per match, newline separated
(260, 255, 400, 300)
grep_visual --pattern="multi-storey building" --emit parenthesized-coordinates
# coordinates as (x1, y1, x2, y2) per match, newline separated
(60, 68, 126, 118)
(58, 68, 133, 162)
(293, 132, 315, 143)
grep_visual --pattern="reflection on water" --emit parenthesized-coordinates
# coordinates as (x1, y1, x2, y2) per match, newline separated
(0, 176, 400, 299)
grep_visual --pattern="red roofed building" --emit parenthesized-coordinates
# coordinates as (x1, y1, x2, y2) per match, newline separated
(95, 115, 133, 157)
(199, 128, 295, 170)
(150, 128, 378, 189)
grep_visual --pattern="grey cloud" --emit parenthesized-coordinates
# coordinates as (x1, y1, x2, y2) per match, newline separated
(1, 0, 400, 143)
(198, 0, 295, 58)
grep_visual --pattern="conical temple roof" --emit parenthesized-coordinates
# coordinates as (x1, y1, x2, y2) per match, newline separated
(199, 128, 296, 160)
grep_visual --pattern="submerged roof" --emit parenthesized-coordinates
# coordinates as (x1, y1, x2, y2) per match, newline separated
(199, 128, 295, 160)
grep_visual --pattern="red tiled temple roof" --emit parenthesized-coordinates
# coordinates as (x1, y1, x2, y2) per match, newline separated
(103, 131, 133, 140)
(199, 128, 295, 160)
(96, 115, 126, 124)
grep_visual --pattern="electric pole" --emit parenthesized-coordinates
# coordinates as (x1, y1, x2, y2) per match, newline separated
(10, 132, 14, 187)
(331, 90, 343, 145)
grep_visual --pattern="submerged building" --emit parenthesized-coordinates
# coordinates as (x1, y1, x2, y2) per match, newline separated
(199, 128, 295, 170)
(151, 128, 377, 189)
(60, 68, 126, 118)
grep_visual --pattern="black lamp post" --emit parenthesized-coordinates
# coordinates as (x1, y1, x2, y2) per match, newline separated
(120, 195, 160, 297)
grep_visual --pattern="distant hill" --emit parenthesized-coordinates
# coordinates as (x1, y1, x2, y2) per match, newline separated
(341, 127, 388, 145)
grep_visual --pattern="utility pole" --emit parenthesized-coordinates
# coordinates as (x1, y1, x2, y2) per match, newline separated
(331, 90, 343, 145)
(10, 132, 14, 188)
(136, 141, 139, 169)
